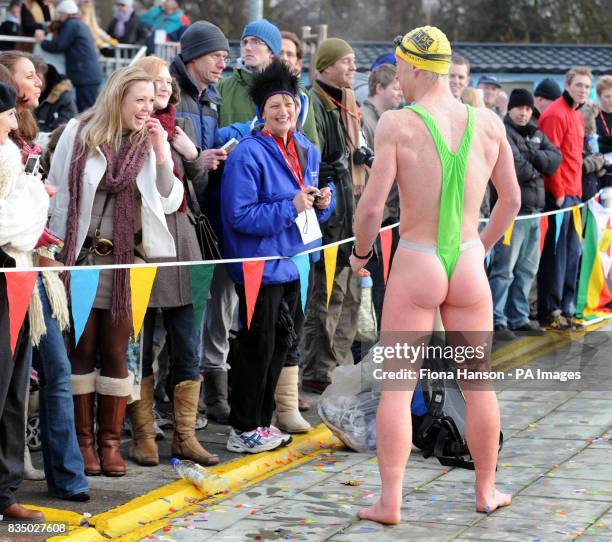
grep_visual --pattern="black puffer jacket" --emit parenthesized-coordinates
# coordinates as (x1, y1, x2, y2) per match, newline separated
(35, 64, 78, 132)
(504, 116, 562, 213)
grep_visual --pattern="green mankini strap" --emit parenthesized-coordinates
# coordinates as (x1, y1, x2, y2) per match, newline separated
(405, 103, 475, 279)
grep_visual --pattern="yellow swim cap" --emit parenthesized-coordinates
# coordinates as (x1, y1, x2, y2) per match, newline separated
(394, 26, 452, 75)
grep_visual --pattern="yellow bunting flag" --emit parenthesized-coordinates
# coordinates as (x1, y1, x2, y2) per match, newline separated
(503, 222, 514, 246)
(323, 245, 339, 307)
(130, 266, 157, 340)
(572, 206, 583, 240)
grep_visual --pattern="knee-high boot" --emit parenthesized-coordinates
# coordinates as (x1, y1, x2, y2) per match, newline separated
(96, 374, 131, 477)
(274, 366, 312, 433)
(127, 375, 159, 466)
(172, 378, 219, 466)
(71, 372, 100, 476)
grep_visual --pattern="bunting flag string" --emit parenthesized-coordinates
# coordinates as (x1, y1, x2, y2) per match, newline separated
(130, 266, 158, 340)
(242, 260, 265, 329)
(323, 245, 339, 308)
(539, 215, 549, 253)
(379, 229, 392, 285)
(502, 223, 514, 246)
(189, 264, 215, 333)
(5, 272, 37, 355)
(70, 269, 100, 347)
(291, 254, 311, 315)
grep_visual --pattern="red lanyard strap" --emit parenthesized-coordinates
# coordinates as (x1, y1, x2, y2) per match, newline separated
(600, 111, 611, 137)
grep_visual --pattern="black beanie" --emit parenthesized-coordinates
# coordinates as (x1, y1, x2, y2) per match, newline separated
(0, 83, 16, 114)
(180, 21, 229, 63)
(534, 78, 562, 101)
(508, 88, 534, 111)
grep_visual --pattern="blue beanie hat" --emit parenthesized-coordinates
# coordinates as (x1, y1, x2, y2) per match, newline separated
(241, 19, 282, 56)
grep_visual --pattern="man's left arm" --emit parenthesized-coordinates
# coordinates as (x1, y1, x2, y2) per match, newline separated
(351, 112, 397, 273)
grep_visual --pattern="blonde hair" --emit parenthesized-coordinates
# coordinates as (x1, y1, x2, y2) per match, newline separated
(79, 66, 154, 152)
(565, 66, 592, 86)
(596, 75, 612, 97)
(133, 56, 180, 106)
(462, 87, 485, 108)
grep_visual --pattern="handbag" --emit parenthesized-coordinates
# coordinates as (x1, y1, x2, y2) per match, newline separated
(186, 178, 222, 261)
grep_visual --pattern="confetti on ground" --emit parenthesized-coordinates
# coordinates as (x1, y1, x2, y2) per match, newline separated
(341, 480, 361, 486)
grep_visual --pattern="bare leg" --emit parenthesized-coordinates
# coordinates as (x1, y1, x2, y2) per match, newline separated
(441, 244, 512, 513)
(358, 248, 447, 524)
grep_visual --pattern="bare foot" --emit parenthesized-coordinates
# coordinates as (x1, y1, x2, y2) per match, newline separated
(475, 489, 512, 514)
(357, 500, 401, 525)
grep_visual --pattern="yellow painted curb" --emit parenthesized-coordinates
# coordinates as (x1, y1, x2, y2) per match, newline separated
(85, 425, 341, 540)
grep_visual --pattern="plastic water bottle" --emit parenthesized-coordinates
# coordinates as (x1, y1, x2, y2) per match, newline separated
(170, 458, 230, 495)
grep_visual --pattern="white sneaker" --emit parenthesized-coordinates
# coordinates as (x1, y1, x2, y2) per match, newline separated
(260, 426, 292, 446)
(226, 427, 284, 454)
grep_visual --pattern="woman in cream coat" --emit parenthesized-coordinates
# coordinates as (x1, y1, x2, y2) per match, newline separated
(47, 66, 184, 477)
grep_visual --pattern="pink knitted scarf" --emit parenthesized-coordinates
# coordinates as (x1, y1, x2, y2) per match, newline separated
(60, 123, 151, 322)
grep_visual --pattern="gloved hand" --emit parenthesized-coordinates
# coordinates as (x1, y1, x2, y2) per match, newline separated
(35, 227, 62, 249)
(318, 161, 337, 184)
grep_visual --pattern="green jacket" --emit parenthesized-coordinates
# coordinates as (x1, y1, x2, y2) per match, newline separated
(217, 67, 320, 149)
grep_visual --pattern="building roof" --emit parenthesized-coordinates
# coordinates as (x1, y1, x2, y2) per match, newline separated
(228, 41, 612, 75)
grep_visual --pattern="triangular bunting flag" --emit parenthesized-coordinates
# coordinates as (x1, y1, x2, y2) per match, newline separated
(572, 206, 583, 240)
(130, 266, 158, 340)
(189, 264, 215, 334)
(379, 230, 392, 285)
(554, 211, 564, 247)
(70, 269, 100, 347)
(243, 260, 265, 329)
(540, 215, 549, 253)
(323, 245, 338, 307)
(291, 254, 310, 314)
(5, 271, 37, 355)
(503, 222, 514, 246)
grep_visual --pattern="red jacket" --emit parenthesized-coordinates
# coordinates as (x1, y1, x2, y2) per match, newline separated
(539, 93, 585, 199)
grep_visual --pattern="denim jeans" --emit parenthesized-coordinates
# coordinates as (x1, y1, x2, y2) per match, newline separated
(537, 195, 583, 318)
(489, 217, 541, 328)
(33, 277, 88, 499)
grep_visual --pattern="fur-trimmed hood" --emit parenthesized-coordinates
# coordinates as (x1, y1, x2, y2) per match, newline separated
(44, 78, 73, 105)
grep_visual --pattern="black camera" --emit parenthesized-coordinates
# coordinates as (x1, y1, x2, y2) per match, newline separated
(353, 146, 374, 168)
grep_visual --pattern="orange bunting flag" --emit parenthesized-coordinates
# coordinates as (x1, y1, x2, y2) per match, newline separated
(130, 266, 158, 340)
(323, 245, 338, 307)
(379, 229, 392, 285)
(243, 260, 265, 329)
(5, 272, 37, 355)
(540, 215, 549, 253)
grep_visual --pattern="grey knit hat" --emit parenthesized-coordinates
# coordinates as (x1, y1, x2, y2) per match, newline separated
(180, 21, 229, 63)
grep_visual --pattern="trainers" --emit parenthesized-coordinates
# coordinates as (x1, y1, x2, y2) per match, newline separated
(493, 324, 517, 341)
(259, 426, 292, 446)
(226, 428, 284, 454)
(195, 415, 208, 431)
(512, 321, 545, 335)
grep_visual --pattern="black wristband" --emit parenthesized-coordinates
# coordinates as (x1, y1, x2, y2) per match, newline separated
(352, 245, 373, 260)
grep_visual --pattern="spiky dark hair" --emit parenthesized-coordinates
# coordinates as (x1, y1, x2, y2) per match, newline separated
(248, 58, 300, 111)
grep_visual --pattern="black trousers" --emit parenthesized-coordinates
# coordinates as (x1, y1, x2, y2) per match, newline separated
(229, 280, 300, 432)
(0, 274, 30, 511)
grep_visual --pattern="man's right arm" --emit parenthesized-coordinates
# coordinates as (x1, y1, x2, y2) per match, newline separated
(480, 114, 521, 253)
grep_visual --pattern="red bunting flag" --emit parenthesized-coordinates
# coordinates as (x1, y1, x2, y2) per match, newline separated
(5, 272, 37, 355)
(379, 229, 392, 285)
(540, 215, 549, 253)
(242, 260, 265, 329)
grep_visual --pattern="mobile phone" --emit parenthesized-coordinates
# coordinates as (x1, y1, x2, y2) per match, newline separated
(25, 155, 41, 176)
(221, 138, 239, 154)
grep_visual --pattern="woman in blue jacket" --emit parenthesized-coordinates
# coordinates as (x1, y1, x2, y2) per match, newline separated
(221, 59, 334, 454)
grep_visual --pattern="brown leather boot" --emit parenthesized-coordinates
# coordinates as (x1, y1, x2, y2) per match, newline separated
(72, 390, 101, 476)
(97, 393, 129, 477)
(127, 375, 159, 466)
(172, 379, 219, 466)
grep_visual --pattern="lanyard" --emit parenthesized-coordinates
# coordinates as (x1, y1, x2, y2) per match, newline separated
(600, 112, 611, 137)
(322, 90, 362, 122)
(263, 129, 304, 187)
